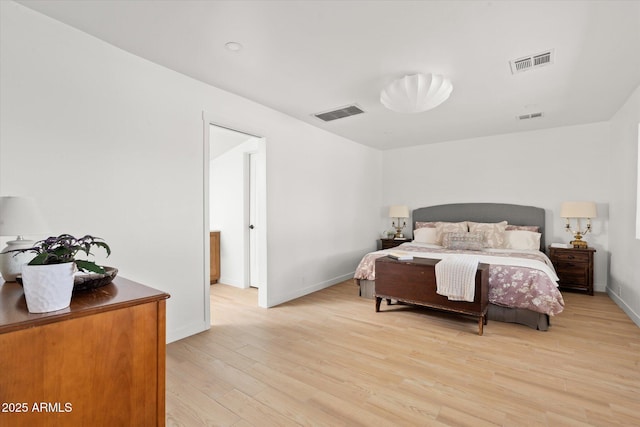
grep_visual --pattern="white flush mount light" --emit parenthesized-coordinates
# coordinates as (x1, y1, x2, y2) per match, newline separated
(380, 73, 453, 113)
(225, 41, 243, 53)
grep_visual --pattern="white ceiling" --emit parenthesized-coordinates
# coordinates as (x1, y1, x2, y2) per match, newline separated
(17, 0, 640, 150)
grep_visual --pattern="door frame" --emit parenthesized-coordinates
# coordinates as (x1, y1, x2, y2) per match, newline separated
(202, 112, 268, 320)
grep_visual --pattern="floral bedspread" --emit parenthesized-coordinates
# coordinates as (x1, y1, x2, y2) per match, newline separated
(354, 244, 564, 316)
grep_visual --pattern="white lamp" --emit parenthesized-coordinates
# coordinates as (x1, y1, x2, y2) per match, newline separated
(380, 73, 453, 113)
(389, 205, 410, 238)
(0, 196, 49, 281)
(560, 201, 597, 248)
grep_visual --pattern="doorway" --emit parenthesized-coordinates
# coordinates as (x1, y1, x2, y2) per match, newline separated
(204, 120, 267, 311)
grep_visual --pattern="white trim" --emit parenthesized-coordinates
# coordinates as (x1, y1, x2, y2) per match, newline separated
(201, 114, 212, 329)
(202, 111, 269, 308)
(268, 272, 354, 307)
(166, 320, 210, 344)
(636, 123, 640, 240)
(607, 287, 640, 328)
(254, 139, 268, 308)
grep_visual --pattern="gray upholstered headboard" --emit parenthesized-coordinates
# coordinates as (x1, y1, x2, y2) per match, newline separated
(412, 203, 545, 250)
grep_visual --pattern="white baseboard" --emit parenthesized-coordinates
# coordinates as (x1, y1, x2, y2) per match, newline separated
(607, 287, 640, 328)
(217, 276, 249, 289)
(268, 272, 354, 307)
(166, 320, 209, 344)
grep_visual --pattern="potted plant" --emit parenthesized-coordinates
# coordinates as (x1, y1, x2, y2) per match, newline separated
(11, 234, 111, 313)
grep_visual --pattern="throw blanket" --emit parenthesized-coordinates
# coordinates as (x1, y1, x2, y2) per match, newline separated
(435, 256, 479, 302)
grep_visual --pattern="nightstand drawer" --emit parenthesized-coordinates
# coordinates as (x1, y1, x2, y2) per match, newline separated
(380, 238, 411, 249)
(551, 250, 590, 263)
(556, 268, 588, 284)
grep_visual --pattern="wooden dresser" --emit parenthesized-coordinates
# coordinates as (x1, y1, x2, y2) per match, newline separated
(0, 277, 170, 426)
(210, 231, 220, 283)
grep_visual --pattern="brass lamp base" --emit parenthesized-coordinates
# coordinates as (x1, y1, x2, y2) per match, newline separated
(392, 218, 406, 239)
(564, 218, 593, 248)
(570, 235, 588, 248)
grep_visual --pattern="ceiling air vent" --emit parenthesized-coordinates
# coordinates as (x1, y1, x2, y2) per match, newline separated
(313, 104, 364, 122)
(517, 112, 544, 120)
(510, 50, 554, 74)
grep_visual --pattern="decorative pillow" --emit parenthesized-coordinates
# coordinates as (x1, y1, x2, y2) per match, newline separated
(435, 221, 468, 245)
(505, 225, 540, 232)
(415, 221, 436, 229)
(442, 231, 485, 251)
(467, 221, 508, 248)
(503, 230, 541, 250)
(413, 227, 438, 244)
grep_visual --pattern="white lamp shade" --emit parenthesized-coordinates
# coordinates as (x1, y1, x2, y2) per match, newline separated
(560, 201, 597, 218)
(389, 205, 410, 218)
(0, 196, 49, 236)
(380, 73, 453, 113)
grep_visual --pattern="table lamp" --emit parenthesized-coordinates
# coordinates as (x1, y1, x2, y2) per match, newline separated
(389, 205, 409, 238)
(560, 201, 596, 248)
(0, 196, 49, 281)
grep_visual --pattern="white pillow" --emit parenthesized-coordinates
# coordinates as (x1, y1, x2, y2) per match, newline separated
(503, 230, 541, 251)
(413, 227, 438, 244)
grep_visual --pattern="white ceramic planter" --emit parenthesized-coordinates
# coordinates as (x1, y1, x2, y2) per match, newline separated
(21, 262, 75, 313)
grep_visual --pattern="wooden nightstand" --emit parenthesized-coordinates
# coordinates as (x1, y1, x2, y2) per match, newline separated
(548, 246, 596, 295)
(380, 238, 411, 249)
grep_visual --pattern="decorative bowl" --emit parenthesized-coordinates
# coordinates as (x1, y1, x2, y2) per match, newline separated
(72, 266, 118, 292)
(16, 266, 118, 292)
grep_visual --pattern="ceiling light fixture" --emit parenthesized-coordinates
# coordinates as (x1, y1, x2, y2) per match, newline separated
(225, 41, 243, 53)
(380, 73, 453, 113)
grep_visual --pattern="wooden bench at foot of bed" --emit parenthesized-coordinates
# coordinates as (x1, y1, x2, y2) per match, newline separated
(374, 256, 489, 335)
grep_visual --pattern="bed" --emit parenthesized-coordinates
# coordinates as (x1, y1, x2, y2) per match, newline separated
(354, 203, 564, 330)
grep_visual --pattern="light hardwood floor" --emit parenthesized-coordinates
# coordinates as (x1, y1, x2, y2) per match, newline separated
(166, 281, 640, 426)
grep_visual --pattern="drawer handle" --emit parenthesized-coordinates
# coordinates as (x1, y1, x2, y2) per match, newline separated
(567, 255, 575, 260)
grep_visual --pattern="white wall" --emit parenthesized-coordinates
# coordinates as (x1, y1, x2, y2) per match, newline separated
(380, 123, 611, 292)
(210, 138, 259, 288)
(263, 122, 383, 305)
(0, 2, 382, 341)
(608, 84, 640, 326)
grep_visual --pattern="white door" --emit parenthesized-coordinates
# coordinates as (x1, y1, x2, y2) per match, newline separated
(248, 152, 259, 288)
